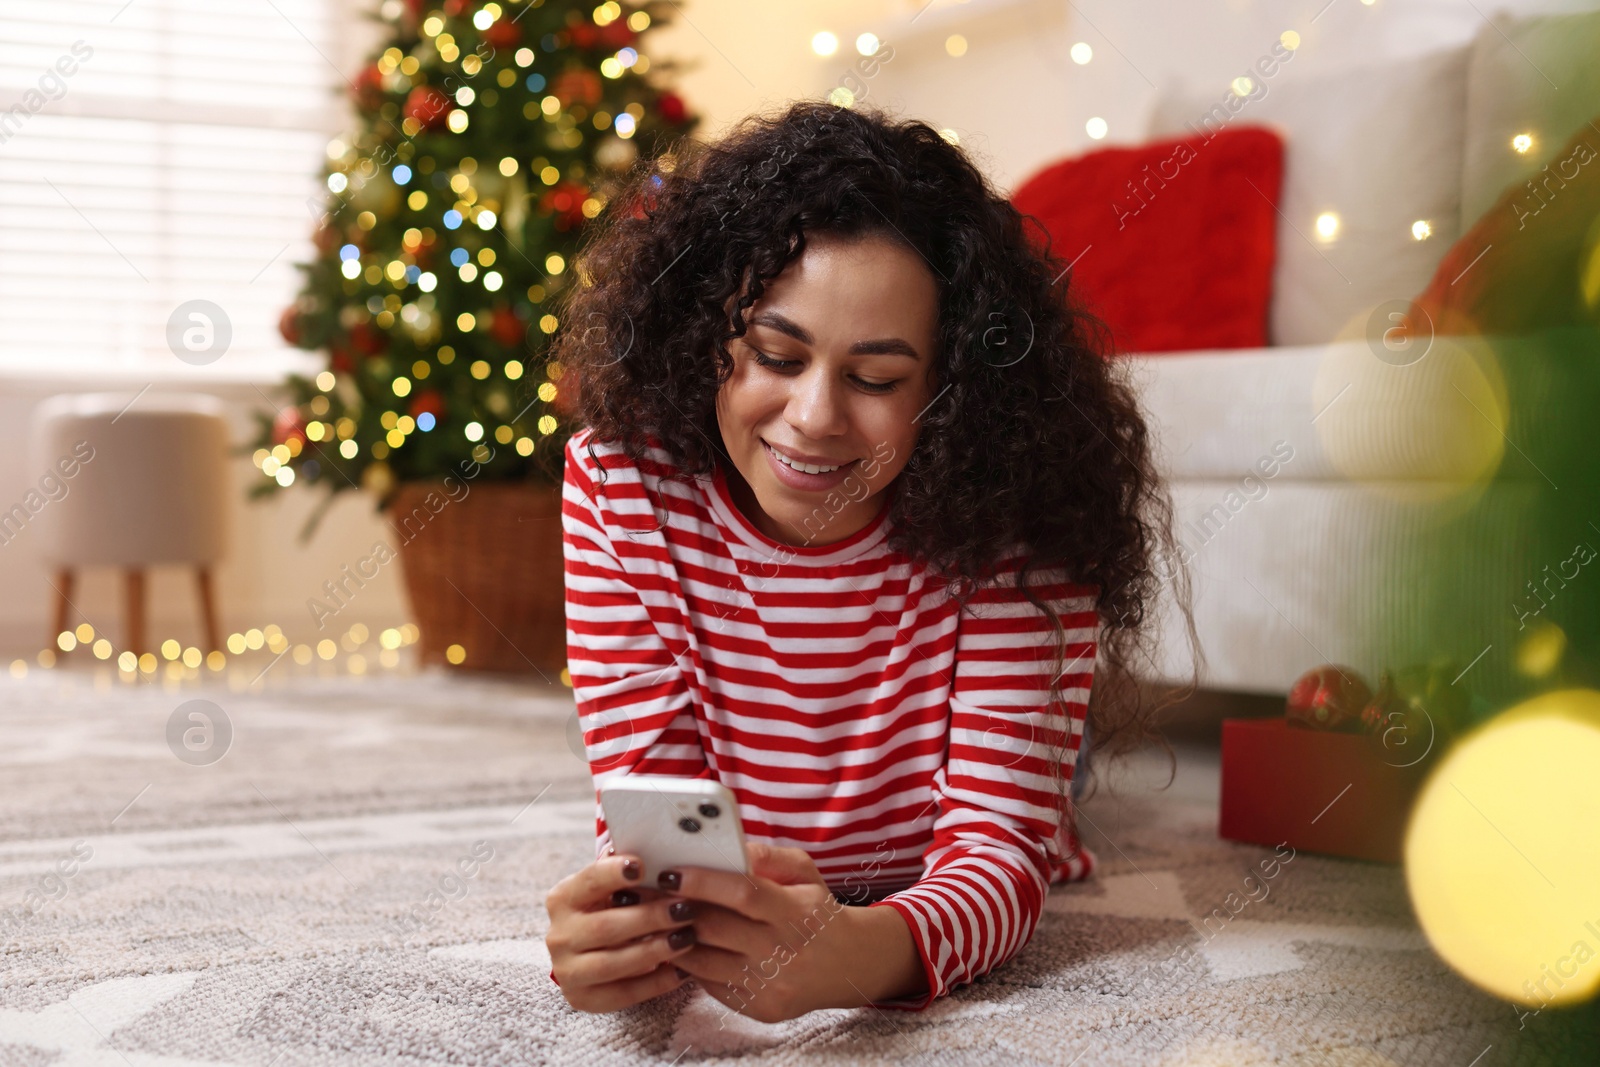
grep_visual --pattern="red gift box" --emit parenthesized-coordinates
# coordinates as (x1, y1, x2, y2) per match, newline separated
(1219, 718, 1432, 863)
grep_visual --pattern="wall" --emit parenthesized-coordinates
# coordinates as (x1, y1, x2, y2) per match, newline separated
(650, 0, 1596, 193)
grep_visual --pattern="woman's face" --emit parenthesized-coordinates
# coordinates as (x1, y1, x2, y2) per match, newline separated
(714, 231, 940, 548)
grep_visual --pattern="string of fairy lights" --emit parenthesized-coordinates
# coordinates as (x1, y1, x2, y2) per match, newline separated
(13, 620, 575, 688)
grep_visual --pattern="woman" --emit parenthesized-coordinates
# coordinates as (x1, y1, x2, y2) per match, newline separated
(542, 100, 1188, 1022)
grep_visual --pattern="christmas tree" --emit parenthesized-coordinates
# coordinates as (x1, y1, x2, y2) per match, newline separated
(258, 0, 697, 519)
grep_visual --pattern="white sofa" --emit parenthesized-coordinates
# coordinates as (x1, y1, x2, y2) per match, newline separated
(1126, 8, 1600, 695)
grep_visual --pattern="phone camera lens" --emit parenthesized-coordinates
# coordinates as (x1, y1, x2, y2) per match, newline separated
(678, 817, 701, 833)
(697, 803, 720, 819)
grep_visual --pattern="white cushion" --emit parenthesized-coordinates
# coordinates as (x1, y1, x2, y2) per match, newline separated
(1148, 45, 1470, 346)
(1124, 337, 1514, 486)
(1146, 479, 1539, 694)
(1459, 8, 1600, 226)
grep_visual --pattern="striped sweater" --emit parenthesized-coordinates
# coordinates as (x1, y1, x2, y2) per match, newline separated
(559, 427, 1098, 1011)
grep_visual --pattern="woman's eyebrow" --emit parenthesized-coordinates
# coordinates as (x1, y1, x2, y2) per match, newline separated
(749, 310, 921, 361)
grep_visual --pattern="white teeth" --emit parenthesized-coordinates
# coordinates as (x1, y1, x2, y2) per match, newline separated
(766, 443, 840, 475)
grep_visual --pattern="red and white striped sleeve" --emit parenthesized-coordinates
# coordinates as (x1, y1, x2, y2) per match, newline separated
(561, 431, 713, 859)
(865, 553, 1098, 1011)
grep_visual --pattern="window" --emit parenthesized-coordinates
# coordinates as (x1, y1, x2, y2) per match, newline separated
(0, 0, 345, 376)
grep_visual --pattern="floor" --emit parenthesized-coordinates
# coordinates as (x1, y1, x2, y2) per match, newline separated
(0, 667, 1593, 1066)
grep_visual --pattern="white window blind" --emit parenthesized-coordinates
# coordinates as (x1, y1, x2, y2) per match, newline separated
(0, 0, 343, 376)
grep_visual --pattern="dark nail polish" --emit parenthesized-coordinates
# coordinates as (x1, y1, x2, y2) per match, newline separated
(667, 926, 696, 950)
(658, 869, 681, 891)
(674, 966, 691, 980)
(611, 889, 639, 907)
(621, 859, 641, 881)
(668, 900, 695, 922)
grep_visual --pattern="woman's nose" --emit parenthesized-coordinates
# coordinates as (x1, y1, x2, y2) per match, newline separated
(785, 369, 848, 438)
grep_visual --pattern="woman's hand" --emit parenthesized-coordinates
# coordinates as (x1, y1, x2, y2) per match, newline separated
(545, 851, 700, 1013)
(664, 841, 903, 1024)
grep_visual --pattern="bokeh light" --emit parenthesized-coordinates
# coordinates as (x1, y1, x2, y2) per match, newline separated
(1406, 689, 1600, 1007)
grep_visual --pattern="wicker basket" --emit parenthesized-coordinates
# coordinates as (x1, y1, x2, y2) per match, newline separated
(386, 480, 567, 676)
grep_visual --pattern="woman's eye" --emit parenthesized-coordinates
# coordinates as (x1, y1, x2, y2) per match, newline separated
(751, 349, 797, 371)
(751, 349, 898, 394)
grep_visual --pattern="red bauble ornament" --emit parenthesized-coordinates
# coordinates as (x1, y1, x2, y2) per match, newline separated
(548, 378, 575, 419)
(272, 406, 307, 447)
(616, 184, 656, 221)
(329, 345, 354, 374)
(539, 180, 590, 229)
(404, 85, 453, 131)
(569, 23, 599, 49)
(484, 18, 521, 50)
(656, 91, 686, 125)
(551, 69, 603, 106)
(409, 388, 445, 420)
(413, 235, 437, 269)
(599, 21, 636, 50)
(489, 305, 526, 347)
(349, 320, 387, 357)
(1360, 664, 1470, 749)
(278, 306, 303, 347)
(1285, 664, 1372, 733)
(313, 223, 341, 254)
(353, 64, 386, 112)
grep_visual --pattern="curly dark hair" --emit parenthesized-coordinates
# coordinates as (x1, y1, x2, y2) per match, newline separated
(547, 99, 1198, 834)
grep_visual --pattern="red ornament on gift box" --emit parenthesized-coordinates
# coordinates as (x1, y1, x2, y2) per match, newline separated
(1285, 664, 1372, 733)
(404, 85, 453, 131)
(1360, 663, 1470, 760)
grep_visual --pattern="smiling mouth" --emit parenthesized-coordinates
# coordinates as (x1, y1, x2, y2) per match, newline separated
(762, 440, 851, 475)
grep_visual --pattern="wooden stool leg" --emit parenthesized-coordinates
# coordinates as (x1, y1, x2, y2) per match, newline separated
(125, 569, 146, 657)
(51, 568, 74, 649)
(196, 566, 220, 653)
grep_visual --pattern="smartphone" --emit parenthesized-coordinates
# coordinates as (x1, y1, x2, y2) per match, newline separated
(599, 775, 750, 885)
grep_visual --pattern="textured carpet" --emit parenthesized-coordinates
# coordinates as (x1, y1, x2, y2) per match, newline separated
(0, 668, 1594, 1066)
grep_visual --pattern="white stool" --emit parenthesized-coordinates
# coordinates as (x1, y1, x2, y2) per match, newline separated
(29, 393, 231, 656)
